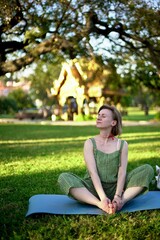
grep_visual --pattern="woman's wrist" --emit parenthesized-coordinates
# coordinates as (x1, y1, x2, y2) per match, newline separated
(114, 193, 122, 198)
(99, 193, 108, 201)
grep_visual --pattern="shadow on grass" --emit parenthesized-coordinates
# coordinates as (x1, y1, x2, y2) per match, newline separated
(0, 124, 159, 140)
(0, 124, 98, 140)
(0, 139, 85, 163)
(0, 138, 159, 167)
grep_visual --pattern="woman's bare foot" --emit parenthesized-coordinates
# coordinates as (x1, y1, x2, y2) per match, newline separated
(108, 202, 117, 214)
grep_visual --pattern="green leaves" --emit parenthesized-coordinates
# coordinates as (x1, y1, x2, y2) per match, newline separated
(0, 0, 159, 92)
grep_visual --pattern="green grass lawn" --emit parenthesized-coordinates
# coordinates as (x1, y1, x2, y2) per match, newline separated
(0, 123, 160, 240)
(122, 107, 157, 122)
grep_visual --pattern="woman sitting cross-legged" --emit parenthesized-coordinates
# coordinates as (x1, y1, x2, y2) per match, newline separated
(58, 105, 154, 214)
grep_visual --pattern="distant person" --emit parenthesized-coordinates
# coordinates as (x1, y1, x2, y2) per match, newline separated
(144, 105, 149, 116)
(58, 105, 154, 214)
(67, 97, 78, 120)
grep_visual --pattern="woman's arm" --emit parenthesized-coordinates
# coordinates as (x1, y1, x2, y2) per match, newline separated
(113, 141, 128, 209)
(83, 139, 110, 203)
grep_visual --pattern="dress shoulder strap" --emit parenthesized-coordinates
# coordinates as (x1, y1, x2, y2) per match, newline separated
(119, 139, 125, 152)
(90, 138, 97, 151)
(118, 140, 125, 166)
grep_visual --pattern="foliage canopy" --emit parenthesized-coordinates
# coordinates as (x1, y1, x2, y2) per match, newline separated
(0, 0, 160, 89)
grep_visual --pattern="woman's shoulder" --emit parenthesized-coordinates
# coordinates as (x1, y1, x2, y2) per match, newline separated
(121, 139, 128, 145)
(119, 139, 128, 149)
(116, 138, 128, 150)
(83, 138, 95, 153)
(84, 137, 97, 148)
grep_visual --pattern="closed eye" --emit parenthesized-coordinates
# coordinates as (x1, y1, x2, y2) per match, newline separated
(98, 114, 107, 118)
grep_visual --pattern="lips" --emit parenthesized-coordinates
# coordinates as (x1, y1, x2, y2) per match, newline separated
(96, 120, 102, 124)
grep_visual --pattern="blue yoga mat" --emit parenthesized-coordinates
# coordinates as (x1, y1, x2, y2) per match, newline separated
(26, 191, 160, 217)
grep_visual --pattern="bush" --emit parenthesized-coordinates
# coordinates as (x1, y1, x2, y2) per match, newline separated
(0, 89, 35, 115)
(0, 97, 18, 114)
(8, 89, 35, 110)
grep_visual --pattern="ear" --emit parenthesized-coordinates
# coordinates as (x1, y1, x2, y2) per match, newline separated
(111, 120, 117, 126)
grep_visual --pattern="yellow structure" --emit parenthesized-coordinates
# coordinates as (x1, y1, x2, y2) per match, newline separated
(52, 59, 106, 111)
(51, 59, 126, 120)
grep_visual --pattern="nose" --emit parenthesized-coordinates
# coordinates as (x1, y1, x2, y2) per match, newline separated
(97, 115, 101, 120)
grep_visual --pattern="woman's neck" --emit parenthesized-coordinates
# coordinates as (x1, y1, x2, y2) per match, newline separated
(99, 131, 114, 140)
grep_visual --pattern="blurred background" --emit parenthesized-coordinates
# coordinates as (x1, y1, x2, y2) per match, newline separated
(0, 0, 159, 122)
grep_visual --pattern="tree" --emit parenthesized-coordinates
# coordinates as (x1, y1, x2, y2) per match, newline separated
(8, 88, 35, 110)
(78, 56, 126, 101)
(28, 60, 61, 106)
(0, 0, 159, 90)
(0, 96, 17, 114)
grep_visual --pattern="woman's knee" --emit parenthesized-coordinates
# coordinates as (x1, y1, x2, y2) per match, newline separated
(58, 172, 69, 185)
(128, 164, 154, 181)
(144, 164, 154, 178)
(138, 164, 154, 180)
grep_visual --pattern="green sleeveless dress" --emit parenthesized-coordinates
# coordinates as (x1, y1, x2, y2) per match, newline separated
(58, 138, 154, 200)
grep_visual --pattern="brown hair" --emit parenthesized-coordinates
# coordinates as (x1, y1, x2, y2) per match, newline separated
(98, 105, 122, 136)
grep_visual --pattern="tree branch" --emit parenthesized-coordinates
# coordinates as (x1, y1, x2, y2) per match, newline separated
(85, 10, 160, 76)
(0, 0, 23, 34)
(0, 34, 76, 75)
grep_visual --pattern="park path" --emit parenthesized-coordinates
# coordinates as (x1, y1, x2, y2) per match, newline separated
(0, 118, 159, 126)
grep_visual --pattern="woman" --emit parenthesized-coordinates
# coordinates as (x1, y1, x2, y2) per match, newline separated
(58, 105, 154, 214)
